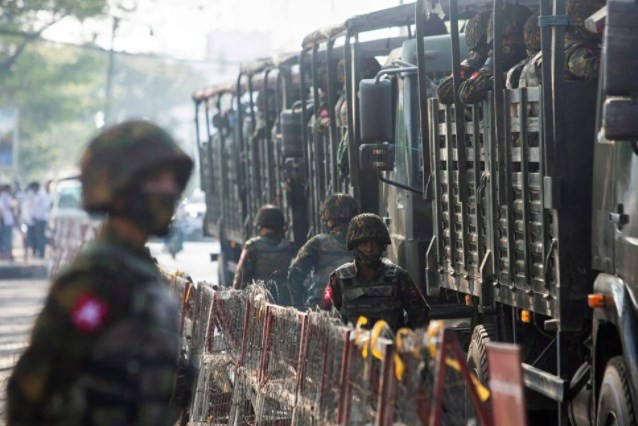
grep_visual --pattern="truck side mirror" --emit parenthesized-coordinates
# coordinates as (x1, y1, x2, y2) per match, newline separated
(603, 98, 638, 140)
(602, 0, 638, 140)
(359, 78, 394, 143)
(280, 103, 304, 157)
(604, 0, 638, 97)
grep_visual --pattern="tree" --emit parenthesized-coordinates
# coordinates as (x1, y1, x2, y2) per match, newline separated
(0, 44, 106, 179)
(0, 0, 108, 74)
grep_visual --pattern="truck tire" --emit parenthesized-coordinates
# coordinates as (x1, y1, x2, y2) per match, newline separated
(467, 324, 497, 384)
(596, 356, 636, 426)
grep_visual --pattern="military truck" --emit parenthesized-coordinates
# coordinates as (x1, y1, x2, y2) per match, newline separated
(193, 0, 638, 423)
(360, 0, 637, 424)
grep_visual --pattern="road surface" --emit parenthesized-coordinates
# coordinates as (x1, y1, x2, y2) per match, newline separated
(0, 279, 49, 423)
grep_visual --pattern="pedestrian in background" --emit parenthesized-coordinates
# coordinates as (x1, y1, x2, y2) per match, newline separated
(31, 181, 51, 258)
(22, 182, 38, 257)
(0, 184, 15, 260)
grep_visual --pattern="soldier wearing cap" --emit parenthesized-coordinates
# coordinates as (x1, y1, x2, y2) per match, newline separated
(320, 213, 429, 331)
(233, 204, 295, 305)
(436, 10, 491, 105)
(7, 120, 194, 425)
(459, 4, 532, 104)
(288, 194, 358, 309)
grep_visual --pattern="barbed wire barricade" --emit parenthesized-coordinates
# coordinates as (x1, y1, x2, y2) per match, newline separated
(256, 305, 306, 424)
(293, 312, 350, 425)
(177, 280, 503, 426)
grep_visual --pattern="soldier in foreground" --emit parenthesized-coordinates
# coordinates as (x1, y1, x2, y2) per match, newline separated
(288, 194, 358, 309)
(320, 213, 429, 331)
(233, 204, 295, 305)
(7, 120, 194, 425)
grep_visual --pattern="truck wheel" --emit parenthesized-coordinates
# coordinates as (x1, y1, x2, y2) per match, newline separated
(596, 356, 636, 426)
(467, 324, 497, 384)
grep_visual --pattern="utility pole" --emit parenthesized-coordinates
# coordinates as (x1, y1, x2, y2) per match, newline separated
(104, 16, 120, 127)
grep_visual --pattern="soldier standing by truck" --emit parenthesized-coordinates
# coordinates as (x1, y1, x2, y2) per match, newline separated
(7, 120, 194, 426)
(233, 204, 295, 305)
(320, 213, 429, 331)
(288, 194, 358, 309)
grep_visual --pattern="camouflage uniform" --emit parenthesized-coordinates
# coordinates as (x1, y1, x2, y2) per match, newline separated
(288, 194, 358, 308)
(459, 4, 531, 104)
(233, 205, 295, 304)
(564, 0, 604, 81)
(436, 10, 490, 105)
(511, 0, 602, 89)
(320, 214, 429, 330)
(7, 121, 194, 426)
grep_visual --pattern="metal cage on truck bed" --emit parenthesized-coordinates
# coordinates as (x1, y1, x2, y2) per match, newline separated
(426, 83, 598, 331)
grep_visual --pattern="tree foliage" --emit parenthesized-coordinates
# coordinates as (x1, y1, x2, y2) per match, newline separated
(0, 0, 108, 72)
(0, 42, 206, 180)
(0, 1, 206, 181)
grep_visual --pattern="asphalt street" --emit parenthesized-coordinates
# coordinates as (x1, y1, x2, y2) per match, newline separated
(0, 279, 49, 423)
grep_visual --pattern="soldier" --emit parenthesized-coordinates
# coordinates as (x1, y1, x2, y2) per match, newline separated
(320, 213, 429, 331)
(459, 4, 531, 104)
(288, 194, 358, 309)
(7, 120, 194, 425)
(232, 204, 295, 305)
(436, 10, 491, 105)
(507, 11, 542, 89)
(564, 0, 604, 80)
(513, 0, 604, 90)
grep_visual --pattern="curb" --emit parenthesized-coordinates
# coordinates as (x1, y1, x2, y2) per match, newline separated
(0, 264, 48, 280)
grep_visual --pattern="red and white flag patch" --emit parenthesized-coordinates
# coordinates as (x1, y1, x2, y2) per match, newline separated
(71, 293, 109, 333)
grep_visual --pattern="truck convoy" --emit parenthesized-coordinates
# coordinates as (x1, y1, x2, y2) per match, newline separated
(191, 0, 638, 424)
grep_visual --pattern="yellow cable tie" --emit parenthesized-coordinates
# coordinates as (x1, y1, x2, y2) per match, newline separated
(184, 284, 192, 304)
(445, 357, 462, 372)
(370, 320, 391, 360)
(395, 327, 411, 352)
(470, 372, 491, 402)
(354, 316, 369, 347)
(394, 353, 406, 381)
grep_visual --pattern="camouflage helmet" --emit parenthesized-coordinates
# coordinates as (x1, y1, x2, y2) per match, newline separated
(80, 120, 193, 213)
(320, 194, 359, 223)
(346, 213, 391, 250)
(487, 4, 532, 45)
(465, 10, 491, 51)
(524, 11, 541, 53)
(255, 204, 285, 229)
(567, 0, 605, 29)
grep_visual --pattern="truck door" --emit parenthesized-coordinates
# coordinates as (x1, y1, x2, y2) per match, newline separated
(612, 142, 638, 286)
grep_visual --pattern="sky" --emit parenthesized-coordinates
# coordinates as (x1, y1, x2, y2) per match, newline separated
(43, 0, 406, 62)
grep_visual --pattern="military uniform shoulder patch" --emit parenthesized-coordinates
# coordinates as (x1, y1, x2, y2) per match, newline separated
(71, 293, 110, 333)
